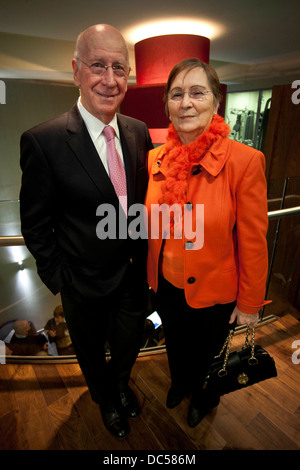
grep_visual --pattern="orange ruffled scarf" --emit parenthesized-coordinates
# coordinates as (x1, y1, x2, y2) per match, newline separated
(159, 114, 231, 207)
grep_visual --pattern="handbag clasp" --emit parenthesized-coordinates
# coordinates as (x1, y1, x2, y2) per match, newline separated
(237, 372, 249, 385)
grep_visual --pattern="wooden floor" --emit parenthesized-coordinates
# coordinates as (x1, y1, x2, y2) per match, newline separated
(1, 312, 300, 452)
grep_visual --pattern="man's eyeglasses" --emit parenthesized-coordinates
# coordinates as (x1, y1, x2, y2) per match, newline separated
(169, 87, 213, 102)
(76, 57, 130, 78)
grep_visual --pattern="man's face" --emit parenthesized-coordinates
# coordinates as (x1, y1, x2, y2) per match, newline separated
(73, 30, 129, 124)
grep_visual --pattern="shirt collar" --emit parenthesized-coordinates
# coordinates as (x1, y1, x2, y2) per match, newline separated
(77, 98, 120, 142)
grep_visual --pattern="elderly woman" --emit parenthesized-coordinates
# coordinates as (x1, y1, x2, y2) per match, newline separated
(145, 58, 270, 428)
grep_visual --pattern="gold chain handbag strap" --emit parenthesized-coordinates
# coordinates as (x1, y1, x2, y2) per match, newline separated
(216, 326, 258, 377)
(245, 326, 258, 365)
(216, 329, 234, 377)
(215, 329, 234, 359)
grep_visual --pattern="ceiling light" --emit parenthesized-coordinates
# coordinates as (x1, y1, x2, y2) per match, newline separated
(124, 18, 225, 45)
(17, 260, 24, 270)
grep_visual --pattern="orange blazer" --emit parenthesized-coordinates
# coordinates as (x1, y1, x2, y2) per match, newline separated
(145, 136, 270, 314)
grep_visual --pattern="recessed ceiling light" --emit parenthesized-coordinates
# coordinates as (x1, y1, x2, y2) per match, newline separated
(124, 17, 225, 45)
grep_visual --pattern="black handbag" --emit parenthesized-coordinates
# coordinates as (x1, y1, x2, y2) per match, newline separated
(203, 326, 277, 396)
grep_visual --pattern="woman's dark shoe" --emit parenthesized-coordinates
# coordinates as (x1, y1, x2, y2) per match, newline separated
(166, 387, 186, 409)
(187, 396, 220, 428)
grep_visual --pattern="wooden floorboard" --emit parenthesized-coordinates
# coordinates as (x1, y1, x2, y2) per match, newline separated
(0, 313, 300, 452)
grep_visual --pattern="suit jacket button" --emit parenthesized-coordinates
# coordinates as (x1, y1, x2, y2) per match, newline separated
(187, 277, 196, 284)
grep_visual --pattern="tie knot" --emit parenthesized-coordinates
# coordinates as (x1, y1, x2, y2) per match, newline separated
(103, 125, 115, 142)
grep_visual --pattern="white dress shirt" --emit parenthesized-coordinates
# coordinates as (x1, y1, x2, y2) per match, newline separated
(77, 98, 125, 175)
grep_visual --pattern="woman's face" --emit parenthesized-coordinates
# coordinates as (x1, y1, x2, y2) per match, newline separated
(168, 67, 219, 145)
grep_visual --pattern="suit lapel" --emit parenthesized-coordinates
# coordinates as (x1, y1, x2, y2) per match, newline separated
(65, 105, 119, 206)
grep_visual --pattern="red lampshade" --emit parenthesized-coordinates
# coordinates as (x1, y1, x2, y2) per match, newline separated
(135, 34, 210, 85)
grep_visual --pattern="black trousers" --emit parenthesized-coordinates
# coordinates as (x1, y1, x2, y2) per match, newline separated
(156, 274, 236, 406)
(60, 263, 148, 406)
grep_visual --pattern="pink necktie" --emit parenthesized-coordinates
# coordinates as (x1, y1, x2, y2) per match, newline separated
(102, 125, 127, 216)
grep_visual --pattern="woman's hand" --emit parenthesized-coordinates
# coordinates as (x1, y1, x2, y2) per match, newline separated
(229, 306, 259, 327)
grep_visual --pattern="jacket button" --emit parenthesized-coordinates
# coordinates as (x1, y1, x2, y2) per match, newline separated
(192, 167, 201, 175)
(186, 202, 193, 211)
(185, 241, 194, 250)
(187, 277, 196, 284)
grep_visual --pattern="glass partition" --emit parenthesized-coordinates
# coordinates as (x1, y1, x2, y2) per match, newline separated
(225, 88, 272, 150)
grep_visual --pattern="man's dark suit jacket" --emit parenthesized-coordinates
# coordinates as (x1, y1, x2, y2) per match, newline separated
(20, 104, 153, 298)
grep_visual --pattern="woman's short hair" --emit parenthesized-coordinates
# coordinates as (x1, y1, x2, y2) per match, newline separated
(164, 58, 223, 115)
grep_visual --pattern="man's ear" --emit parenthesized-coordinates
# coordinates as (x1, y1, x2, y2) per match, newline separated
(72, 59, 81, 87)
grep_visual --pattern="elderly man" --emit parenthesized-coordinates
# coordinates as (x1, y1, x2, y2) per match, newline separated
(8, 320, 47, 356)
(20, 24, 153, 438)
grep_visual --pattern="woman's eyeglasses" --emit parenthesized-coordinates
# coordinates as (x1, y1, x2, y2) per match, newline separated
(169, 87, 212, 102)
